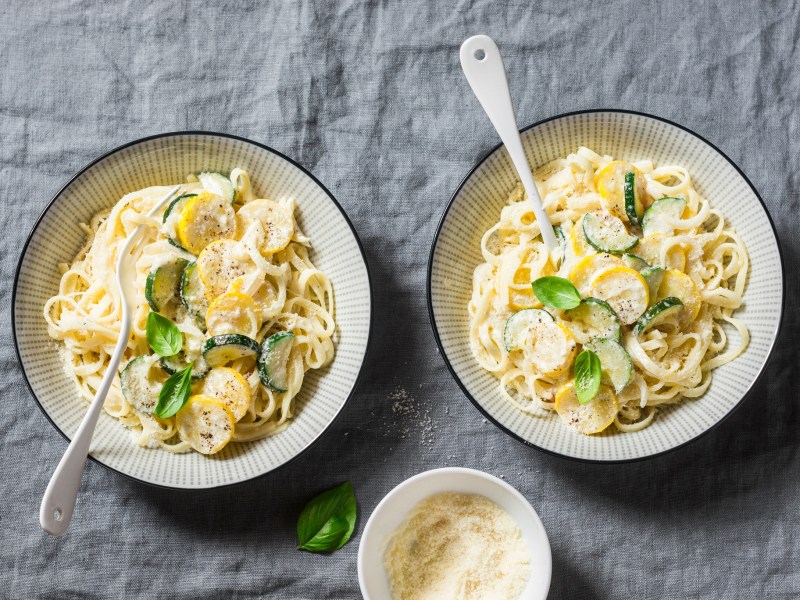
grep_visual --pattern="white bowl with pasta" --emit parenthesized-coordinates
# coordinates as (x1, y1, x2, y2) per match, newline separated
(13, 132, 372, 488)
(428, 110, 784, 462)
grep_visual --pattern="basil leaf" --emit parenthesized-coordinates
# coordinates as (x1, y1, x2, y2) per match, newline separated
(297, 481, 357, 553)
(146, 312, 183, 357)
(532, 276, 581, 310)
(298, 516, 350, 553)
(574, 349, 601, 404)
(154, 363, 193, 418)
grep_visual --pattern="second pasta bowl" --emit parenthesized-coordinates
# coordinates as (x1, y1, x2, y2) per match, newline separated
(428, 110, 783, 462)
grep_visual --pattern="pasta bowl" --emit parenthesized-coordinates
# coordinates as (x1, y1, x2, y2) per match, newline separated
(358, 467, 552, 600)
(13, 132, 372, 488)
(428, 109, 784, 462)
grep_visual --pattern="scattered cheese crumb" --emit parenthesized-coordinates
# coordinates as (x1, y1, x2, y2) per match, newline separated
(385, 386, 436, 446)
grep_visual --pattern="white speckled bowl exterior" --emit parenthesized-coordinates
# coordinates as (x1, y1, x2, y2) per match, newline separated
(428, 110, 784, 462)
(358, 467, 551, 600)
(14, 132, 372, 488)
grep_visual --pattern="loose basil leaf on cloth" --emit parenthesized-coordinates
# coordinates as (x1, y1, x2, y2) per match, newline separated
(146, 312, 183, 356)
(297, 516, 350, 553)
(574, 349, 601, 404)
(532, 276, 581, 310)
(154, 363, 193, 418)
(297, 481, 357, 553)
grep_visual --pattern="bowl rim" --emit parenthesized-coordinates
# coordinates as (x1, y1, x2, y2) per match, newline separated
(426, 108, 786, 464)
(357, 466, 552, 599)
(12, 130, 374, 490)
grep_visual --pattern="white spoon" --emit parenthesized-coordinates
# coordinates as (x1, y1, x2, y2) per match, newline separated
(459, 34, 558, 253)
(40, 184, 182, 536)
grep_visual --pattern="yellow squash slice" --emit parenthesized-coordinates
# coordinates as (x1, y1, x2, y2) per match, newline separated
(236, 199, 294, 255)
(199, 367, 251, 422)
(568, 253, 624, 294)
(177, 192, 237, 254)
(509, 265, 541, 309)
(635, 234, 687, 272)
(176, 395, 235, 455)
(595, 160, 648, 222)
(512, 265, 533, 286)
(657, 269, 701, 320)
(507, 253, 555, 310)
(522, 322, 577, 378)
(509, 286, 541, 310)
(662, 243, 687, 271)
(206, 291, 260, 338)
(588, 266, 649, 325)
(196, 239, 258, 300)
(228, 276, 279, 319)
(554, 382, 619, 435)
(569, 215, 597, 257)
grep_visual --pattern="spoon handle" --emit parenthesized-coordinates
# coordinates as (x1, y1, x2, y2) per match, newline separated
(39, 318, 132, 536)
(459, 35, 557, 252)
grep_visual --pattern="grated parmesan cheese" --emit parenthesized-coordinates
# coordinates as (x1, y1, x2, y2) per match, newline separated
(384, 492, 531, 600)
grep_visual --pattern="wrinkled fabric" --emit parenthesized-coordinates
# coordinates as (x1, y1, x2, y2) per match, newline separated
(2, 1, 799, 598)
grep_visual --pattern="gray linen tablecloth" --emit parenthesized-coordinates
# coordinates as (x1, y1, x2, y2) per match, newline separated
(2, 1, 798, 598)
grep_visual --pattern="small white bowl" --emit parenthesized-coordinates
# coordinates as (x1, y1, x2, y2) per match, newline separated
(358, 467, 551, 600)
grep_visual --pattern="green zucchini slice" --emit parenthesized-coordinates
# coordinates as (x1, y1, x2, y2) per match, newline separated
(162, 193, 197, 223)
(202, 334, 260, 367)
(503, 308, 554, 351)
(622, 253, 649, 272)
(642, 197, 686, 237)
(624, 171, 645, 226)
(160, 352, 210, 381)
(145, 257, 189, 312)
(565, 297, 621, 343)
(199, 172, 235, 204)
(585, 338, 634, 393)
(553, 225, 566, 268)
(180, 261, 209, 331)
(641, 266, 665, 301)
(120, 356, 160, 413)
(258, 331, 296, 392)
(162, 193, 197, 252)
(583, 211, 639, 255)
(633, 296, 684, 335)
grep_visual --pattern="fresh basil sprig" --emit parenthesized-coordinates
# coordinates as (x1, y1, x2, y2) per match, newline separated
(146, 312, 183, 357)
(532, 276, 581, 310)
(574, 349, 601, 404)
(297, 481, 357, 553)
(154, 363, 193, 418)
